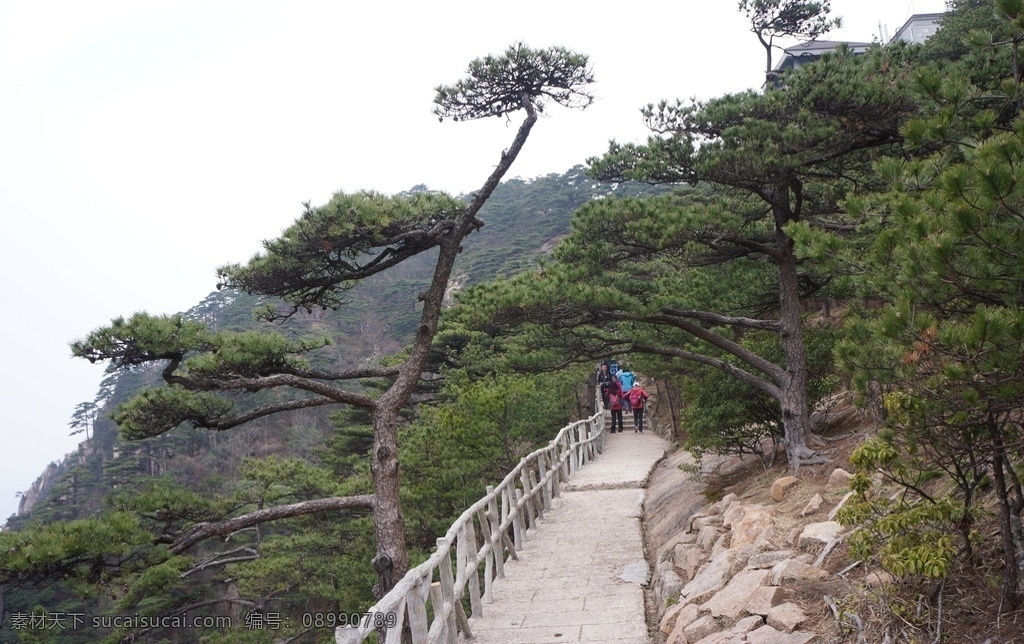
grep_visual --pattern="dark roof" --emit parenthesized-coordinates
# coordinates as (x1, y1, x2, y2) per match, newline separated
(774, 40, 875, 72)
(772, 11, 947, 73)
(782, 40, 874, 55)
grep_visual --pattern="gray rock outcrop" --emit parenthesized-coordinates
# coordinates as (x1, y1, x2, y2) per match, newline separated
(644, 455, 869, 643)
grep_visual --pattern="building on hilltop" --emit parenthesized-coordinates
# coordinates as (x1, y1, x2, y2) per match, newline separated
(773, 39, 875, 75)
(771, 12, 945, 80)
(891, 12, 944, 44)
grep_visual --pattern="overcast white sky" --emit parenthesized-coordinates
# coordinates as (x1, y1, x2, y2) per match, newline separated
(0, 0, 945, 523)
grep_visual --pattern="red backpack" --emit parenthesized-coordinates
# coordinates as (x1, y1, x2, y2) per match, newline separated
(609, 392, 622, 410)
(628, 387, 648, 409)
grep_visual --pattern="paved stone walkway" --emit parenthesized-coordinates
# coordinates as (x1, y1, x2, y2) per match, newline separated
(466, 429, 668, 644)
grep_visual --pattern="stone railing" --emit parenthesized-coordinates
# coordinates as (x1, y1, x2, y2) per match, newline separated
(336, 408, 606, 643)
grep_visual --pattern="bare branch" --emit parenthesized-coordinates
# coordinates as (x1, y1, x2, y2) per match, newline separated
(181, 547, 260, 578)
(660, 307, 783, 331)
(181, 373, 376, 407)
(169, 495, 374, 555)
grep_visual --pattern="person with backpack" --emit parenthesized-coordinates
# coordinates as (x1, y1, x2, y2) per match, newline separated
(617, 366, 636, 414)
(608, 378, 625, 433)
(627, 382, 650, 433)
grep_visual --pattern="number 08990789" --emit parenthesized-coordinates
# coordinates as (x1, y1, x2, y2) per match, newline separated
(302, 612, 398, 628)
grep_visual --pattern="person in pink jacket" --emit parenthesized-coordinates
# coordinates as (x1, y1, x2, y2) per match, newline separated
(608, 379, 625, 433)
(627, 383, 650, 433)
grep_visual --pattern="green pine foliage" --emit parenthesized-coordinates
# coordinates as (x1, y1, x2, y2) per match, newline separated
(400, 369, 585, 546)
(815, 1, 1024, 620)
(835, 122, 1024, 609)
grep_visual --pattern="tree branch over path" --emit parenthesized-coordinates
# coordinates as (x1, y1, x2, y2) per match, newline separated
(452, 42, 918, 468)
(595, 308, 787, 383)
(631, 342, 783, 399)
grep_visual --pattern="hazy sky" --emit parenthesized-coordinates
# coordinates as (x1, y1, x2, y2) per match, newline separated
(0, 0, 945, 522)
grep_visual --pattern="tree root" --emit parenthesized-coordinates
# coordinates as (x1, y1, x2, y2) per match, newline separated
(795, 453, 830, 468)
(788, 441, 831, 470)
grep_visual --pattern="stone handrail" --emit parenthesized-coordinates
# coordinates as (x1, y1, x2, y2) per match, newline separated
(336, 407, 606, 643)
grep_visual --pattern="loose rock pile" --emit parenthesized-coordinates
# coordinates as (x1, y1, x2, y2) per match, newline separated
(645, 452, 863, 644)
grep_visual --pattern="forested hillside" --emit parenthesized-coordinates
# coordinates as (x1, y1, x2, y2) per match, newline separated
(5, 2, 1024, 643)
(8, 165, 649, 527)
(0, 164, 657, 643)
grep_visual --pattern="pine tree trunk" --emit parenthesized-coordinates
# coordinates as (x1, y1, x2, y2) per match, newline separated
(989, 419, 1024, 608)
(366, 227, 463, 600)
(370, 406, 408, 600)
(364, 103, 539, 601)
(774, 201, 820, 468)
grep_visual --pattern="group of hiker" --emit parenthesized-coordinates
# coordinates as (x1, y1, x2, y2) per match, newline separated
(596, 360, 650, 434)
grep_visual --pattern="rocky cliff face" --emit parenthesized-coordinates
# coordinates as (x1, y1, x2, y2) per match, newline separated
(15, 460, 63, 518)
(7, 436, 106, 528)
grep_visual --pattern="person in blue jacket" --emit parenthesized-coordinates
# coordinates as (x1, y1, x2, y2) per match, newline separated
(617, 366, 636, 414)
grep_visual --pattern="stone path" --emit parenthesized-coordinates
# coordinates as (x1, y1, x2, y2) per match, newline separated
(466, 429, 668, 644)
